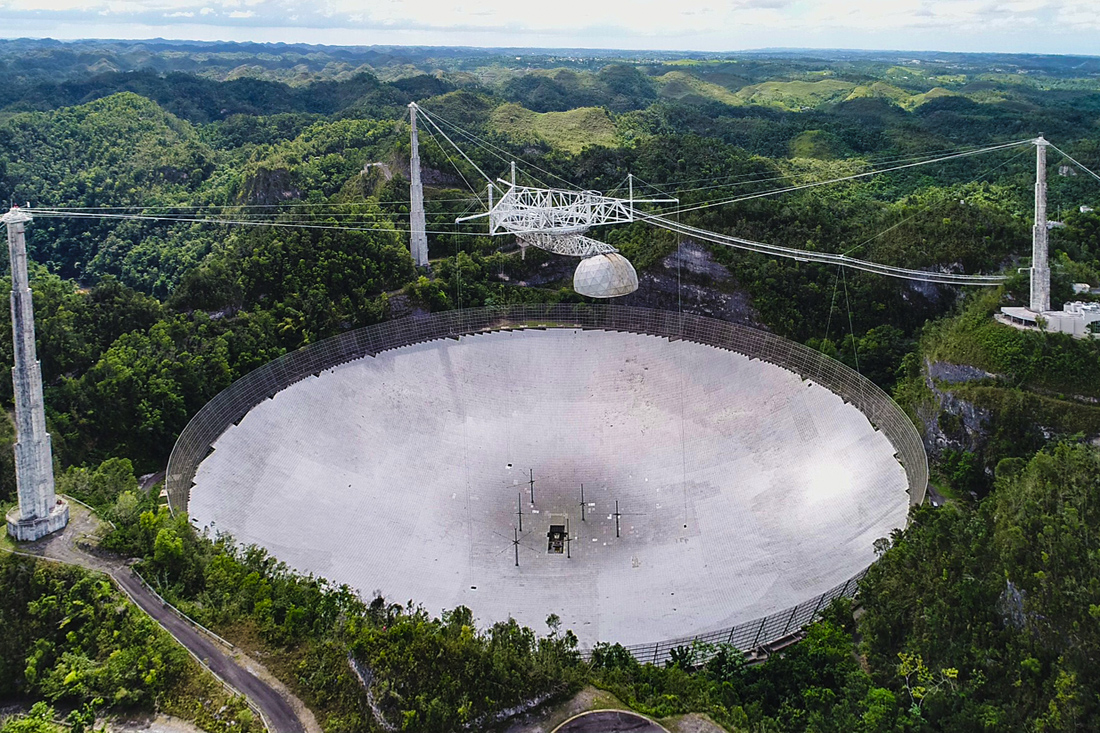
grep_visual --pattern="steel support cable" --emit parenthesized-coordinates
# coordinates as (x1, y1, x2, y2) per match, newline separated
(25, 209, 495, 236)
(66, 210, 495, 221)
(415, 105, 550, 181)
(823, 265, 842, 344)
(629, 140, 1036, 191)
(424, 117, 550, 189)
(417, 113, 487, 206)
(645, 214, 1006, 285)
(34, 198, 483, 211)
(428, 116, 562, 193)
(416, 109, 527, 178)
(840, 146, 1033, 258)
(412, 104, 500, 193)
(638, 143, 1029, 205)
(1048, 143, 1100, 186)
(640, 152, 999, 197)
(414, 105, 579, 191)
(423, 106, 1022, 199)
(632, 151, 984, 198)
(29, 209, 488, 221)
(637, 139, 1034, 218)
(605, 173, 632, 197)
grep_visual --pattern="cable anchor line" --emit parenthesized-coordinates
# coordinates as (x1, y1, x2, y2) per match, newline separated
(410, 103, 502, 194)
(645, 214, 1006, 285)
(443, 138, 1036, 286)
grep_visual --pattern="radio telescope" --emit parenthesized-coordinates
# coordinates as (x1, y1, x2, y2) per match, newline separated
(170, 306, 925, 655)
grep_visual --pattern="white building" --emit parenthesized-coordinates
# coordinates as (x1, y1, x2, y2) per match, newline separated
(997, 139, 1100, 340)
(1000, 301, 1100, 338)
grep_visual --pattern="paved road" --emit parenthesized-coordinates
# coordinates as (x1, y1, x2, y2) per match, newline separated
(553, 711, 669, 733)
(6, 501, 306, 733)
(110, 571, 304, 733)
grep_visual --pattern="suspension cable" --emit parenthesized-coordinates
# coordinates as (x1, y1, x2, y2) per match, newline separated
(646, 214, 1005, 285)
(415, 105, 579, 191)
(632, 140, 1034, 192)
(417, 113, 487, 206)
(639, 139, 1034, 218)
(1049, 143, 1100, 186)
(25, 208, 494, 236)
(412, 104, 501, 194)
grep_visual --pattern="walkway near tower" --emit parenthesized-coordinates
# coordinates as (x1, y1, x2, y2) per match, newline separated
(2, 501, 312, 733)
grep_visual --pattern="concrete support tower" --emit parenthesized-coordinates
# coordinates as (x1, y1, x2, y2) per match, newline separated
(1030, 136, 1051, 314)
(408, 103, 429, 268)
(4, 207, 68, 541)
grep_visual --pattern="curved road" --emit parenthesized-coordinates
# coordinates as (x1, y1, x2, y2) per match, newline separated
(553, 710, 670, 733)
(5, 501, 307, 733)
(110, 571, 305, 733)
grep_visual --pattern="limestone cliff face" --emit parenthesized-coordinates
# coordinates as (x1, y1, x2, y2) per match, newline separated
(620, 240, 763, 328)
(240, 166, 301, 205)
(920, 358, 994, 461)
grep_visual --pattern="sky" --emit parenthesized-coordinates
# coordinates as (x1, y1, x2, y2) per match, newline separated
(6, 0, 1100, 56)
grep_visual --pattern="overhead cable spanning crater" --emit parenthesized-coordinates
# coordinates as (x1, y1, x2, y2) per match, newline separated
(408, 103, 1033, 295)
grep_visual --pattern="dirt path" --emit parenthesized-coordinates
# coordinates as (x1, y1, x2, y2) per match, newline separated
(5, 501, 309, 733)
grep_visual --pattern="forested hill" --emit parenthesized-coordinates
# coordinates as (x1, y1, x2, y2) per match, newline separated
(0, 40, 1099, 733)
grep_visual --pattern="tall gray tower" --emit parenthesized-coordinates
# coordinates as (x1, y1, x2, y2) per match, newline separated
(408, 103, 429, 268)
(4, 207, 68, 541)
(1030, 136, 1051, 314)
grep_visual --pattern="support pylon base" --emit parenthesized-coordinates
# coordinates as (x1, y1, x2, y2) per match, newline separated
(6, 497, 68, 541)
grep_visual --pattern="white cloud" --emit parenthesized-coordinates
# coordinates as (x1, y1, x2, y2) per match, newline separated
(6, 0, 1100, 52)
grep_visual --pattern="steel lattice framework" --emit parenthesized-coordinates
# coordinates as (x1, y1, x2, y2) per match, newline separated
(487, 185, 639, 236)
(456, 177, 1009, 283)
(418, 99, 1016, 285)
(457, 179, 674, 258)
(515, 231, 617, 256)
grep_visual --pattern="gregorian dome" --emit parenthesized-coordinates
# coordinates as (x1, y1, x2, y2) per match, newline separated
(573, 253, 640, 298)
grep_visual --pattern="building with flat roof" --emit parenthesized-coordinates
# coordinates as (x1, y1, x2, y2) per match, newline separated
(999, 302, 1100, 338)
(997, 138, 1100, 340)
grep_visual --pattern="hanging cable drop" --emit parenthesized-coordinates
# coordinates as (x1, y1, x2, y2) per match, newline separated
(414, 105, 1027, 295)
(644, 215, 1007, 285)
(438, 142, 1028, 293)
(453, 164, 1007, 290)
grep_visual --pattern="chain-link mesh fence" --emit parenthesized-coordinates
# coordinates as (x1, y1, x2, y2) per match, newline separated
(165, 304, 926, 659)
(613, 566, 870, 666)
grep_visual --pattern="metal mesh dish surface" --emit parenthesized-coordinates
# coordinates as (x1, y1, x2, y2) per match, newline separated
(176, 306, 923, 651)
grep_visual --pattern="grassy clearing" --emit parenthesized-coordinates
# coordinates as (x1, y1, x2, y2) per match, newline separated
(489, 103, 618, 154)
(654, 71, 744, 106)
(789, 129, 851, 160)
(843, 81, 912, 105)
(734, 79, 855, 109)
(904, 86, 961, 108)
